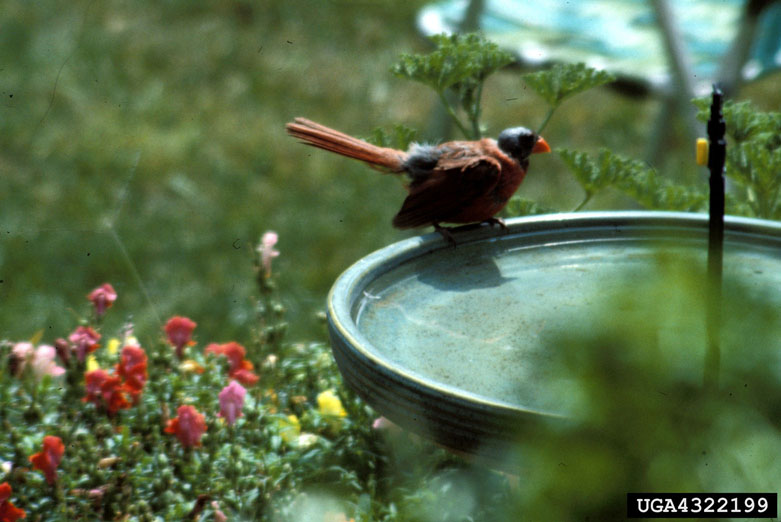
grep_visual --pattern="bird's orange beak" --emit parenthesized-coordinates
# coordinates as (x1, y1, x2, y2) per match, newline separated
(532, 136, 551, 154)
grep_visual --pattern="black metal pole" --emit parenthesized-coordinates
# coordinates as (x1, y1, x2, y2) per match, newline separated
(704, 84, 726, 389)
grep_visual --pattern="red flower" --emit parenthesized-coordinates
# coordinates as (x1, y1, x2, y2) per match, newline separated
(164, 316, 197, 359)
(229, 367, 259, 386)
(29, 436, 64, 485)
(0, 482, 25, 521)
(68, 326, 101, 362)
(205, 342, 259, 385)
(116, 345, 147, 400)
(164, 405, 207, 448)
(87, 283, 117, 317)
(83, 369, 131, 415)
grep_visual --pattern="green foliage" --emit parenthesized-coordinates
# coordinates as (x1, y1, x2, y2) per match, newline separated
(365, 124, 419, 151)
(693, 98, 781, 219)
(557, 148, 708, 211)
(523, 63, 616, 109)
(0, 250, 515, 521)
(523, 63, 616, 133)
(391, 33, 514, 139)
(508, 258, 781, 520)
(502, 196, 557, 217)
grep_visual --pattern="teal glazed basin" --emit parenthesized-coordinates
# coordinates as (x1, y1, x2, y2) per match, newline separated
(326, 212, 781, 461)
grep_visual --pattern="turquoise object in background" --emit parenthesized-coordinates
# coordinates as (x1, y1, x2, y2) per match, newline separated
(418, 0, 781, 93)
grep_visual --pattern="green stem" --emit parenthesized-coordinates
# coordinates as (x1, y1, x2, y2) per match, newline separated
(469, 81, 485, 139)
(437, 91, 471, 139)
(537, 106, 557, 135)
(573, 192, 593, 212)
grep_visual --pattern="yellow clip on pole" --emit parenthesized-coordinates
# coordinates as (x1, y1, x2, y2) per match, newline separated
(696, 138, 709, 166)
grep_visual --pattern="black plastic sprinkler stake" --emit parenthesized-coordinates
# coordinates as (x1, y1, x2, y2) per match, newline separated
(704, 84, 726, 389)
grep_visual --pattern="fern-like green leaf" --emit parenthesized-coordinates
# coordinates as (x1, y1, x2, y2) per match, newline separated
(391, 33, 514, 138)
(523, 63, 615, 108)
(391, 33, 514, 95)
(692, 97, 781, 218)
(365, 124, 419, 151)
(502, 196, 557, 217)
(558, 148, 707, 212)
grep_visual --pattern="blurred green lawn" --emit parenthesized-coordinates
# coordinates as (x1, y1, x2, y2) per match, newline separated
(1, 0, 779, 345)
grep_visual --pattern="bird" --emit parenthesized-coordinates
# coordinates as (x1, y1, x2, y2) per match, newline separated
(285, 117, 550, 242)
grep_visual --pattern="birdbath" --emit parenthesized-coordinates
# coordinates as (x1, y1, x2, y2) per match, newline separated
(326, 211, 781, 465)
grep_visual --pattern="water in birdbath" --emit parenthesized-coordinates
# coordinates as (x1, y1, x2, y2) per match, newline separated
(353, 231, 781, 416)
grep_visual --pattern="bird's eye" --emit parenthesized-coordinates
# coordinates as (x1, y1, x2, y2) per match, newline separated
(518, 133, 536, 150)
(498, 126, 537, 160)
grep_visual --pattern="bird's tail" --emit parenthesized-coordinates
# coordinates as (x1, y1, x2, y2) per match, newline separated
(285, 118, 406, 172)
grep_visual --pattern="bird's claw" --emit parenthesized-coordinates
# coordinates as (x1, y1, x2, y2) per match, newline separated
(433, 223, 457, 247)
(482, 217, 508, 231)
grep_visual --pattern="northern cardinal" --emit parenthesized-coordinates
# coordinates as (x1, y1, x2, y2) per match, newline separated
(286, 118, 550, 241)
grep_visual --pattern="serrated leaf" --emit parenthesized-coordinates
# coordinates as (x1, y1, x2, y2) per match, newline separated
(557, 148, 601, 194)
(559, 148, 707, 211)
(391, 33, 514, 138)
(693, 97, 781, 217)
(365, 124, 419, 151)
(502, 196, 557, 217)
(391, 33, 513, 94)
(523, 63, 615, 108)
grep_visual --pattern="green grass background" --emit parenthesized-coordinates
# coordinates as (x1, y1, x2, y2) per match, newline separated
(1, 0, 779, 346)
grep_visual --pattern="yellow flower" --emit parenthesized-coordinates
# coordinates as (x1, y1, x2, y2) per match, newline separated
(86, 355, 100, 372)
(317, 390, 347, 418)
(107, 338, 121, 356)
(278, 414, 301, 444)
(179, 359, 205, 374)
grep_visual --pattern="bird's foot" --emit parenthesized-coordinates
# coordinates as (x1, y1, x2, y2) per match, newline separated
(482, 217, 508, 231)
(433, 223, 457, 247)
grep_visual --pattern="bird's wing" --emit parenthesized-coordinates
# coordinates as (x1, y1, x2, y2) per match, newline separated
(392, 153, 502, 229)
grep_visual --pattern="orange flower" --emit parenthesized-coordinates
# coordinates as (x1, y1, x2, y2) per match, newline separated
(164, 316, 197, 359)
(83, 369, 131, 415)
(164, 405, 207, 448)
(205, 342, 259, 385)
(116, 345, 147, 400)
(0, 482, 25, 521)
(29, 436, 64, 485)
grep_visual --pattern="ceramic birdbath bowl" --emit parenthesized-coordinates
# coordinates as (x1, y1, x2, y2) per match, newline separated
(326, 211, 781, 463)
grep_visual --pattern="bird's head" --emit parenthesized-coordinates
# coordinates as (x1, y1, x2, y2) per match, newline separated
(497, 127, 551, 162)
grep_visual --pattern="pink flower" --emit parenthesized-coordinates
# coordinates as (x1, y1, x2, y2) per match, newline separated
(54, 338, 70, 364)
(372, 417, 402, 434)
(11, 343, 65, 379)
(0, 481, 26, 521)
(68, 326, 101, 362)
(11, 342, 33, 360)
(29, 436, 64, 485)
(164, 405, 207, 448)
(31, 345, 65, 378)
(211, 501, 227, 522)
(164, 316, 197, 359)
(87, 283, 117, 317)
(258, 231, 280, 277)
(218, 380, 246, 426)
